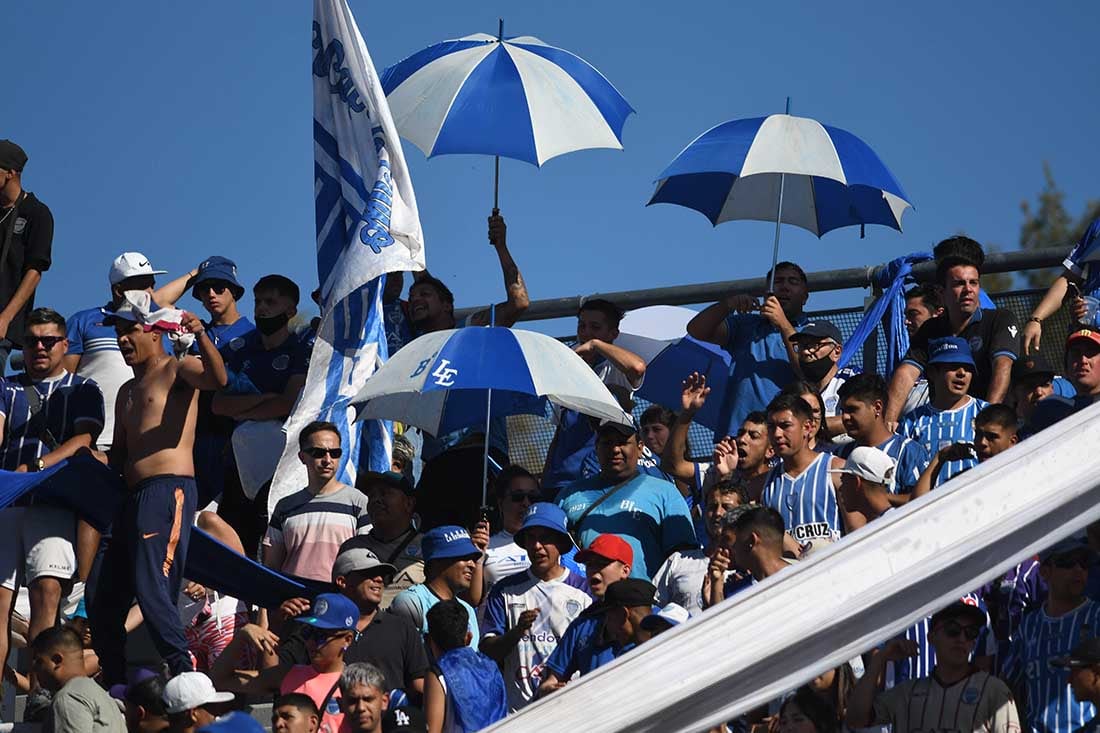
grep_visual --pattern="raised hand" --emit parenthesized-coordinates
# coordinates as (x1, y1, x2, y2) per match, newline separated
(759, 295, 792, 332)
(725, 294, 758, 314)
(488, 210, 507, 248)
(881, 638, 919, 662)
(713, 436, 739, 479)
(681, 372, 711, 414)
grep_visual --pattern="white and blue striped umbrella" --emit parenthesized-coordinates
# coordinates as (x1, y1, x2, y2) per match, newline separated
(350, 327, 632, 437)
(648, 114, 912, 237)
(380, 33, 633, 166)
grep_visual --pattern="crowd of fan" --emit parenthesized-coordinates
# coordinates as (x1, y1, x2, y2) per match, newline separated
(3, 133, 1100, 733)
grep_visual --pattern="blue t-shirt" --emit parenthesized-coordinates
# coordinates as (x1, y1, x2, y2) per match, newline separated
(577, 445, 675, 486)
(716, 312, 807, 440)
(388, 584, 479, 648)
(543, 608, 618, 679)
(835, 434, 930, 495)
(558, 472, 698, 579)
(222, 330, 310, 396)
(0, 373, 105, 470)
(192, 316, 255, 354)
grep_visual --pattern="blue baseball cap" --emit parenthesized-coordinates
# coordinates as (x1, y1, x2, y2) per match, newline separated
(294, 592, 359, 631)
(927, 336, 976, 368)
(513, 502, 576, 550)
(198, 712, 266, 733)
(192, 256, 245, 300)
(421, 526, 482, 562)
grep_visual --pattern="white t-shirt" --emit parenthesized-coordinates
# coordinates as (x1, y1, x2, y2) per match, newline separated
(652, 549, 710, 616)
(484, 531, 530, 592)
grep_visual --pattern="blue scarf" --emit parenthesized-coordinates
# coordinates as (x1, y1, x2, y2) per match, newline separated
(437, 646, 508, 732)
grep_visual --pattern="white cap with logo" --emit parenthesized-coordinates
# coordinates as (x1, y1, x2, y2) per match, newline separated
(109, 252, 168, 285)
(828, 446, 896, 485)
(162, 672, 235, 714)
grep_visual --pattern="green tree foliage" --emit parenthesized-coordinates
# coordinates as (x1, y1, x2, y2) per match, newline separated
(1018, 163, 1100, 288)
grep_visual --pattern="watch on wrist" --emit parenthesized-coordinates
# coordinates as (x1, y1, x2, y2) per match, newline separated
(33, 458, 45, 472)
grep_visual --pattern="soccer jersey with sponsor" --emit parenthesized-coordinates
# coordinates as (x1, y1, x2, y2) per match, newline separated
(481, 568, 592, 710)
(262, 485, 370, 582)
(716, 312, 809, 440)
(558, 473, 698, 579)
(542, 359, 641, 491)
(872, 669, 1020, 733)
(0, 372, 104, 471)
(652, 548, 710, 616)
(836, 433, 931, 494)
(760, 452, 841, 545)
(357, 528, 424, 609)
(899, 397, 988, 486)
(484, 531, 530, 593)
(903, 308, 1021, 400)
(1003, 599, 1100, 733)
(222, 330, 310, 396)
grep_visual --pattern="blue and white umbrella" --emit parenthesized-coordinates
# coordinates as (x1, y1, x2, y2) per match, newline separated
(351, 327, 632, 440)
(649, 113, 912, 237)
(380, 28, 634, 169)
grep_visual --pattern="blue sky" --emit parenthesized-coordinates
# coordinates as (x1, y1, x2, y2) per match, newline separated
(7, 1, 1098, 339)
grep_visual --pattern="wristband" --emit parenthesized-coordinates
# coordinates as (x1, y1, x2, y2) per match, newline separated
(1028, 316, 1042, 324)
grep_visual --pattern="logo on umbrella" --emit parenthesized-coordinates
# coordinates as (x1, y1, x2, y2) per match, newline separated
(432, 359, 458, 387)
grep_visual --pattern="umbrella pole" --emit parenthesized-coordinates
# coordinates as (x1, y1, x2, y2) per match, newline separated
(492, 18, 504, 216)
(481, 303, 497, 507)
(767, 97, 792, 293)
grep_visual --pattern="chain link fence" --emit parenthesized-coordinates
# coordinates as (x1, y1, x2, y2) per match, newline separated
(506, 288, 1072, 471)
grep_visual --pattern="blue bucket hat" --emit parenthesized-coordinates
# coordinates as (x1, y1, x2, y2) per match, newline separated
(295, 592, 359, 631)
(927, 336, 976, 368)
(421, 526, 482, 562)
(513, 502, 577, 550)
(192, 256, 245, 300)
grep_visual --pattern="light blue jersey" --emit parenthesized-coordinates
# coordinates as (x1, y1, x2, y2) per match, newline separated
(899, 397, 989, 486)
(836, 433, 930, 494)
(1003, 599, 1100, 733)
(760, 452, 841, 545)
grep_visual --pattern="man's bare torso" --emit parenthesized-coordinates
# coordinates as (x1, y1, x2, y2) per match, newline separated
(117, 356, 199, 487)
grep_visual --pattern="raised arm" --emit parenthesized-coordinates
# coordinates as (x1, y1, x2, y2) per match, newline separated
(1023, 273, 1073, 354)
(663, 373, 709, 482)
(177, 315, 228, 391)
(884, 363, 921, 426)
(574, 339, 645, 387)
(152, 266, 199, 308)
(846, 640, 916, 728)
(468, 211, 530, 328)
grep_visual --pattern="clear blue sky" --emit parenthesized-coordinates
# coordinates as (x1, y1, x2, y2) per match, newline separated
(7, 1, 1099, 339)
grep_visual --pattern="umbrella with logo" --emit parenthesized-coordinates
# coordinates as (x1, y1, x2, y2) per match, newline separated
(350, 326, 632, 504)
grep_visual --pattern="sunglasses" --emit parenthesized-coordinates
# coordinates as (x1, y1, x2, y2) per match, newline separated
(508, 491, 541, 504)
(301, 626, 344, 644)
(940, 622, 981, 641)
(1052, 554, 1091, 570)
(26, 335, 65, 350)
(304, 447, 343, 459)
(193, 281, 230, 296)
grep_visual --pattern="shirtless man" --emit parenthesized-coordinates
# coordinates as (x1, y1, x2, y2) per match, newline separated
(89, 291, 227, 685)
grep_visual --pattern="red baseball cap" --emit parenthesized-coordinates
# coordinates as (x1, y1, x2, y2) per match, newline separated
(576, 534, 633, 567)
(1067, 328, 1100, 349)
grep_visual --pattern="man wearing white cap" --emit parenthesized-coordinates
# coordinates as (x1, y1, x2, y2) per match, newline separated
(639, 602, 690, 638)
(163, 671, 236, 733)
(828, 446, 897, 524)
(63, 251, 195, 451)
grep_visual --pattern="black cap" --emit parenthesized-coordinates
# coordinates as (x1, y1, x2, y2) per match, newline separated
(1039, 536, 1097, 564)
(359, 470, 415, 496)
(1012, 353, 1055, 382)
(596, 416, 638, 438)
(789, 320, 843, 344)
(930, 600, 986, 630)
(0, 140, 28, 172)
(603, 578, 656, 608)
(1053, 637, 1100, 669)
(383, 706, 427, 733)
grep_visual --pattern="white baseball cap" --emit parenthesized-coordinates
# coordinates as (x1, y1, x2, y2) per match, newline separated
(109, 251, 167, 285)
(640, 602, 691, 631)
(162, 672, 234, 714)
(828, 446, 895, 485)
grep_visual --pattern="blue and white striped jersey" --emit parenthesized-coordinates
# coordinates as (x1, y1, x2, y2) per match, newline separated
(0, 372, 104, 471)
(899, 396, 989, 486)
(836, 433, 930, 494)
(1003, 599, 1100, 733)
(760, 452, 841, 544)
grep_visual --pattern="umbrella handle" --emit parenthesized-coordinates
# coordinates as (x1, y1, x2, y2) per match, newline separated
(493, 156, 500, 213)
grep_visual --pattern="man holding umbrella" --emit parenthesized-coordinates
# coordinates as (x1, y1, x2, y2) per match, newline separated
(688, 261, 810, 441)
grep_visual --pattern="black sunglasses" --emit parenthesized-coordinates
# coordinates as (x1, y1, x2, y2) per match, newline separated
(1052, 554, 1091, 570)
(193, 281, 230, 296)
(26, 335, 65, 350)
(304, 447, 343, 459)
(301, 626, 343, 644)
(508, 491, 540, 504)
(940, 622, 981, 641)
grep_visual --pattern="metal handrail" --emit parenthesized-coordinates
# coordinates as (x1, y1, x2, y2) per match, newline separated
(455, 246, 1065, 323)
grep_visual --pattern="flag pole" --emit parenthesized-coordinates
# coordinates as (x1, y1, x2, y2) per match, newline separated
(767, 96, 791, 294)
(492, 18, 503, 215)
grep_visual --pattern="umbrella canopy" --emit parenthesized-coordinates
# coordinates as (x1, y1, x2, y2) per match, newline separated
(639, 337, 730, 433)
(351, 327, 632, 436)
(380, 33, 634, 166)
(648, 114, 912, 237)
(615, 305, 697, 363)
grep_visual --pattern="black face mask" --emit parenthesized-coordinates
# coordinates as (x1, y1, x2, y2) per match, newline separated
(800, 354, 835, 383)
(255, 312, 290, 336)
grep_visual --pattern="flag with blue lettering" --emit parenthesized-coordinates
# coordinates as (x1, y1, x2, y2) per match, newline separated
(270, 0, 425, 514)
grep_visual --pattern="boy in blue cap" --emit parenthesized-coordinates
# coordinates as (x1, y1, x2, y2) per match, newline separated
(480, 502, 592, 711)
(898, 337, 989, 487)
(388, 526, 480, 648)
(189, 256, 253, 351)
